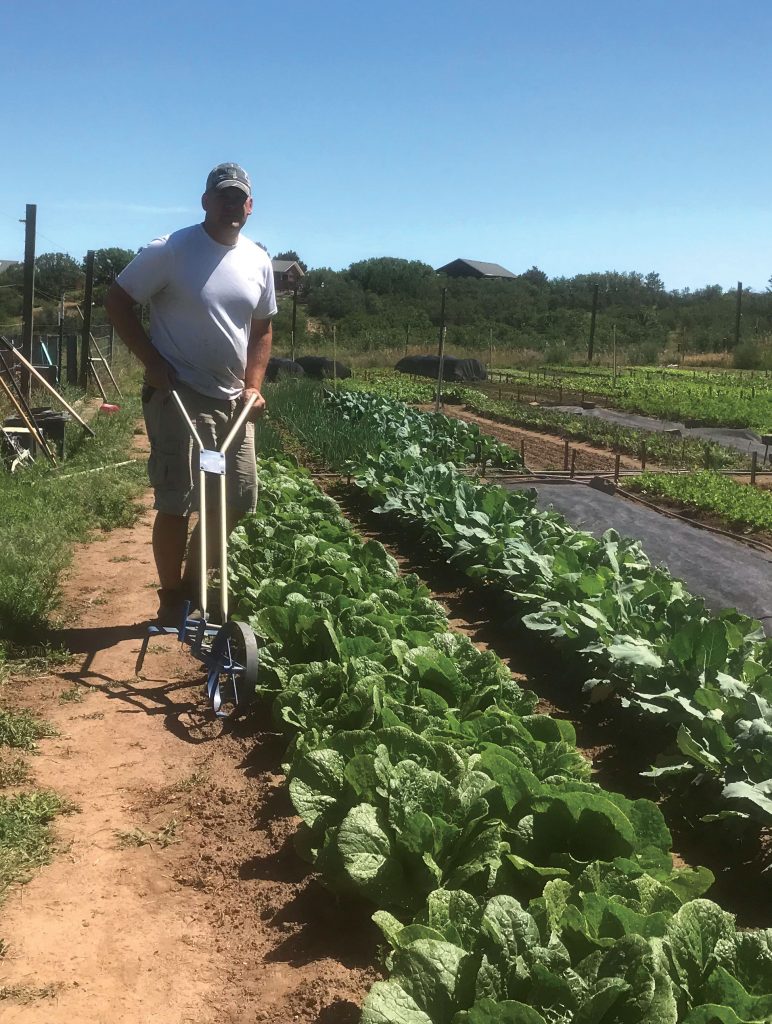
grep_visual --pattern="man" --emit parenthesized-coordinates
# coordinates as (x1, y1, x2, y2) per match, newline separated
(105, 162, 277, 624)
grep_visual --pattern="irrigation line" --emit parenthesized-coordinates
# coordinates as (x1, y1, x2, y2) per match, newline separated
(51, 459, 138, 481)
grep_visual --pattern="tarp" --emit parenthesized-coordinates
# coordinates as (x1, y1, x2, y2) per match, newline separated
(295, 356, 352, 380)
(395, 354, 487, 382)
(264, 357, 305, 383)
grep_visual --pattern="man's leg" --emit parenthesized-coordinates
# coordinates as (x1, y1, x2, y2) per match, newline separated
(153, 511, 189, 589)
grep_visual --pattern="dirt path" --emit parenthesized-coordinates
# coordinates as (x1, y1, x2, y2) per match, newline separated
(0, 489, 376, 1022)
(426, 404, 654, 474)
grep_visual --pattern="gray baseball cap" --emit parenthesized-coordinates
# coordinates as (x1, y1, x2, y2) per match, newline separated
(205, 162, 251, 196)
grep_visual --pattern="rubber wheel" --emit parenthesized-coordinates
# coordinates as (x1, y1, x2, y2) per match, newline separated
(209, 619, 259, 717)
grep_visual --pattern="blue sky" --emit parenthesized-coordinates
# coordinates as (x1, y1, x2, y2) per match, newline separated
(1, 0, 771, 291)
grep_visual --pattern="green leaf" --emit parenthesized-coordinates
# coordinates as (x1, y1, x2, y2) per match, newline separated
(460, 999, 548, 1023)
(361, 979, 435, 1024)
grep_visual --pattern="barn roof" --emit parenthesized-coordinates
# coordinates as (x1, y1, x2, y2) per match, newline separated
(436, 258, 517, 279)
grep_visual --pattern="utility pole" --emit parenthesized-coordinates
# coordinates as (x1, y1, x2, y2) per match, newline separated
(587, 283, 599, 363)
(20, 203, 36, 401)
(733, 281, 742, 349)
(435, 287, 447, 413)
(80, 250, 95, 387)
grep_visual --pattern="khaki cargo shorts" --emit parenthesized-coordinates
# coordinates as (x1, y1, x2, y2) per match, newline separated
(142, 381, 258, 517)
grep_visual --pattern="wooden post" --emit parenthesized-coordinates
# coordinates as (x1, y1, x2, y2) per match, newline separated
(614, 452, 621, 482)
(435, 288, 447, 413)
(489, 327, 493, 368)
(80, 250, 95, 387)
(751, 450, 757, 486)
(404, 323, 410, 357)
(641, 441, 647, 471)
(520, 438, 525, 465)
(587, 283, 599, 362)
(291, 286, 298, 362)
(733, 281, 742, 349)
(332, 324, 337, 389)
(570, 449, 577, 477)
(20, 203, 36, 401)
(563, 438, 570, 471)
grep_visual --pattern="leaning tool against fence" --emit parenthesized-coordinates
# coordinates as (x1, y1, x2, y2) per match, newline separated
(104, 161, 277, 624)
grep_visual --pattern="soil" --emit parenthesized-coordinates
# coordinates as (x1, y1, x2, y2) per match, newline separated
(0, 453, 377, 1022)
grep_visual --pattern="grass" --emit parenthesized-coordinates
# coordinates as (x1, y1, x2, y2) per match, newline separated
(0, 709, 56, 750)
(0, 790, 72, 896)
(0, 383, 146, 645)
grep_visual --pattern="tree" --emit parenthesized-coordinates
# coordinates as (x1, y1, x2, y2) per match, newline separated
(35, 252, 84, 299)
(274, 250, 307, 273)
(89, 248, 136, 286)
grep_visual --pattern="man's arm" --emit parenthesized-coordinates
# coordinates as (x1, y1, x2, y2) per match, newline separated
(104, 283, 175, 390)
(243, 317, 273, 418)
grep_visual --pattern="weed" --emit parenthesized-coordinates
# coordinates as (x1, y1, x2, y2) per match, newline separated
(0, 790, 72, 896)
(0, 710, 55, 750)
(0, 756, 30, 788)
(0, 643, 70, 676)
(115, 818, 180, 849)
(0, 982, 61, 1003)
(59, 686, 85, 704)
(170, 768, 209, 793)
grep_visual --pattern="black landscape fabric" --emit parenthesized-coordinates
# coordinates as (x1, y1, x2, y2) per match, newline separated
(395, 355, 488, 382)
(552, 405, 769, 459)
(295, 356, 352, 379)
(504, 480, 772, 633)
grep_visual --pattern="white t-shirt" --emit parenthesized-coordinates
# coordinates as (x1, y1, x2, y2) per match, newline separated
(117, 224, 277, 400)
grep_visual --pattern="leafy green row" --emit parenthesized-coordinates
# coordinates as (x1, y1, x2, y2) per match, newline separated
(340, 369, 747, 470)
(496, 369, 772, 432)
(317, 389, 772, 823)
(459, 390, 747, 471)
(625, 472, 772, 534)
(229, 459, 772, 1024)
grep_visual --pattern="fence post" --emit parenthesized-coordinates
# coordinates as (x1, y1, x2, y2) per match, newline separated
(751, 451, 757, 486)
(570, 450, 577, 477)
(563, 438, 570, 471)
(66, 335, 78, 384)
(641, 442, 647, 471)
(614, 453, 621, 483)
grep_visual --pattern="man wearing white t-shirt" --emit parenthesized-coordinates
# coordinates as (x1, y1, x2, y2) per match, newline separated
(105, 162, 277, 624)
